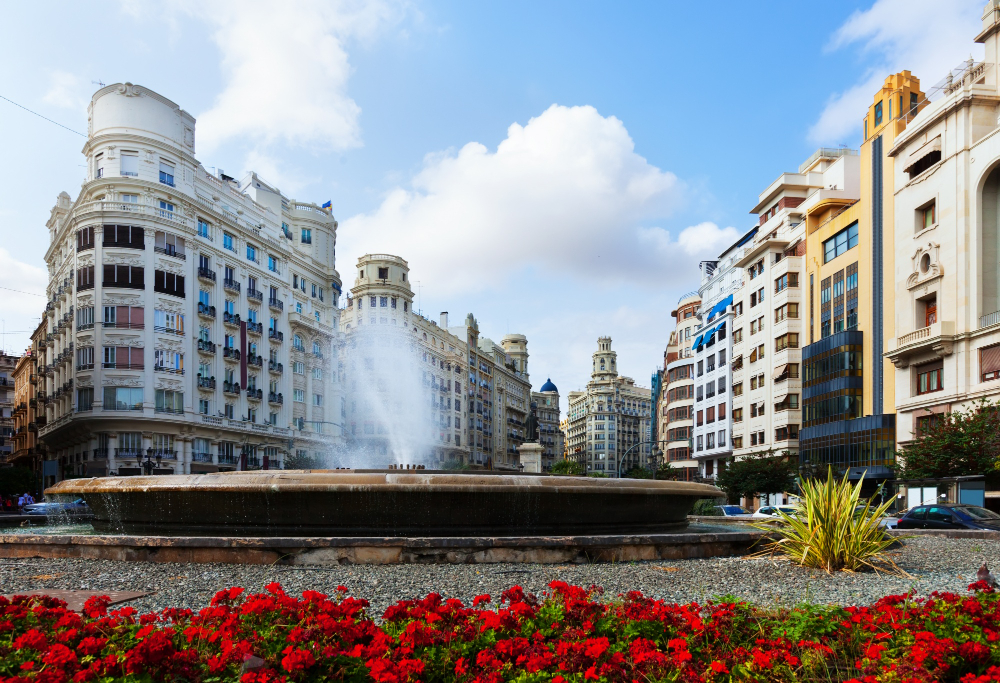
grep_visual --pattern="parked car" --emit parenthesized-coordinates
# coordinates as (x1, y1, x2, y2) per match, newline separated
(751, 506, 799, 520)
(22, 499, 91, 516)
(895, 503, 1000, 531)
(714, 505, 752, 517)
(854, 505, 898, 529)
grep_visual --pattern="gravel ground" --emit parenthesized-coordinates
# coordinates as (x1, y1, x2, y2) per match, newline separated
(2, 536, 997, 615)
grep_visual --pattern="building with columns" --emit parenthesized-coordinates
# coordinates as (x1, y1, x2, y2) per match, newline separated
(34, 82, 343, 482)
(566, 337, 652, 476)
(531, 379, 562, 471)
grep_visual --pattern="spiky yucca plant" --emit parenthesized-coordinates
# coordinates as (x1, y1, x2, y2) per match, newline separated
(754, 468, 904, 574)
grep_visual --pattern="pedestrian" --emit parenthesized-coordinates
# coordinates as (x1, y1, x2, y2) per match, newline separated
(17, 493, 25, 511)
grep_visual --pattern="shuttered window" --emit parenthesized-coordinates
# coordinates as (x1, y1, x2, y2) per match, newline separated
(982, 344, 1000, 382)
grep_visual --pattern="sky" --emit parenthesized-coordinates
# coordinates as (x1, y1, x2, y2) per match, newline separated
(0, 0, 986, 410)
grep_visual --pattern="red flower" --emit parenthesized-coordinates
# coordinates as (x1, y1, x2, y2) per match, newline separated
(710, 660, 729, 674)
(281, 647, 315, 673)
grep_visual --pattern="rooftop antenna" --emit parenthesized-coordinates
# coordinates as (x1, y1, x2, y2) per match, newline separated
(416, 280, 422, 316)
(91, 80, 105, 88)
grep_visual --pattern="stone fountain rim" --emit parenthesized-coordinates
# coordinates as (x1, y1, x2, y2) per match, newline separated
(46, 470, 724, 497)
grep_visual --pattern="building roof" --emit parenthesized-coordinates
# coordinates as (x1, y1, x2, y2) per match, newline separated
(539, 378, 558, 393)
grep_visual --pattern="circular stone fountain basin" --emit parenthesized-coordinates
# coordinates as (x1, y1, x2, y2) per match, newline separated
(46, 470, 723, 537)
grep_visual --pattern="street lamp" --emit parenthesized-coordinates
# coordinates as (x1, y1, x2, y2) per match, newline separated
(137, 448, 162, 476)
(616, 440, 659, 479)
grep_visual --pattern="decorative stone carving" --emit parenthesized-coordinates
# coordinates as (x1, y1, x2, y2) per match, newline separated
(117, 83, 143, 98)
(101, 377, 143, 387)
(156, 260, 185, 276)
(157, 339, 183, 353)
(103, 254, 143, 266)
(156, 378, 182, 390)
(155, 299, 183, 314)
(104, 337, 144, 347)
(102, 295, 140, 305)
(907, 242, 943, 289)
(77, 254, 94, 267)
(77, 378, 93, 388)
(105, 145, 116, 160)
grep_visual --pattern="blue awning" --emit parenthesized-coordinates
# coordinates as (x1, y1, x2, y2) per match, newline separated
(692, 332, 705, 351)
(706, 294, 733, 323)
(331, 281, 342, 293)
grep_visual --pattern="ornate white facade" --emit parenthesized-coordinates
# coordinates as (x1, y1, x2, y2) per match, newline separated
(37, 83, 342, 483)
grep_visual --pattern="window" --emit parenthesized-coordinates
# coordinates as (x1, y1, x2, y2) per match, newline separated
(155, 389, 184, 414)
(154, 270, 185, 297)
(77, 226, 95, 251)
(774, 303, 799, 323)
(246, 244, 258, 263)
(154, 231, 185, 257)
(159, 200, 174, 215)
(312, 341, 322, 355)
(775, 333, 799, 352)
(733, 328, 743, 343)
(293, 389, 305, 402)
(77, 387, 94, 412)
(120, 152, 138, 177)
(732, 382, 743, 397)
(76, 346, 94, 370)
(224, 403, 234, 419)
(378, 267, 389, 279)
(874, 101, 883, 126)
(154, 349, 184, 374)
(301, 229, 312, 244)
(774, 272, 798, 293)
(919, 201, 936, 232)
(917, 362, 943, 395)
(197, 219, 212, 239)
(223, 233, 235, 252)
(103, 224, 145, 249)
(732, 408, 743, 423)
(982, 344, 1000, 382)
(293, 335, 304, 351)
(159, 161, 175, 186)
(268, 255, 278, 273)
(313, 394, 323, 407)
(102, 264, 144, 289)
(77, 265, 95, 291)
(718, 430, 726, 447)
(823, 222, 859, 263)
(77, 306, 95, 330)
(103, 305, 144, 329)
(103, 387, 143, 411)
(154, 310, 184, 335)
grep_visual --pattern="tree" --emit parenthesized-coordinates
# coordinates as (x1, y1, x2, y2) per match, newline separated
(715, 450, 796, 503)
(899, 399, 1000, 479)
(551, 460, 584, 476)
(0, 467, 37, 496)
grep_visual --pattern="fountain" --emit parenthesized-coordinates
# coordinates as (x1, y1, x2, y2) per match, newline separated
(46, 470, 722, 537)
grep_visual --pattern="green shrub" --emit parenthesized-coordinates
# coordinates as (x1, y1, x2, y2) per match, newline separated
(550, 460, 584, 475)
(692, 498, 724, 516)
(754, 467, 904, 573)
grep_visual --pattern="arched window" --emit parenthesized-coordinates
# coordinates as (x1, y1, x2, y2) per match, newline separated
(983, 166, 1000, 317)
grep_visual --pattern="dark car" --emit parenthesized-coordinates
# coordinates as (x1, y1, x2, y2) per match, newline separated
(895, 503, 1000, 531)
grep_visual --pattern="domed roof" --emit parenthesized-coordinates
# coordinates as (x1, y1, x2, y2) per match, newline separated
(539, 378, 558, 393)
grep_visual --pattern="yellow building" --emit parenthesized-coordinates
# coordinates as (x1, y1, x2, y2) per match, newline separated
(799, 72, 925, 492)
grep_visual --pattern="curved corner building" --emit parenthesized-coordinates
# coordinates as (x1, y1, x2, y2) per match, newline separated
(36, 83, 343, 485)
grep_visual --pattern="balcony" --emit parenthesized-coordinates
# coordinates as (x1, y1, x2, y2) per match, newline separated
(223, 380, 241, 395)
(247, 288, 264, 303)
(247, 353, 263, 367)
(198, 302, 217, 318)
(154, 245, 186, 260)
(268, 329, 283, 342)
(223, 278, 241, 293)
(268, 360, 284, 374)
(268, 297, 284, 312)
(223, 311, 241, 327)
(886, 321, 956, 368)
(223, 347, 241, 361)
(246, 388, 263, 401)
(247, 321, 263, 335)
(268, 391, 284, 405)
(198, 266, 217, 282)
(197, 375, 216, 390)
(192, 451, 213, 463)
(197, 339, 217, 354)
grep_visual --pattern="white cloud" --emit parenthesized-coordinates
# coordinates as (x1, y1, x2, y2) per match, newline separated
(41, 70, 88, 110)
(340, 104, 736, 295)
(0, 248, 48, 354)
(187, 0, 406, 153)
(810, 0, 983, 144)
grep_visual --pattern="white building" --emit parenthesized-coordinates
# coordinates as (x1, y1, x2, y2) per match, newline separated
(532, 379, 562, 471)
(567, 337, 652, 476)
(36, 83, 342, 483)
(885, 6, 1000, 448)
(730, 148, 859, 486)
(690, 238, 749, 480)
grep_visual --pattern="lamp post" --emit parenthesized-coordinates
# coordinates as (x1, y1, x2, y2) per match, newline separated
(137, 448, 162, 476)
(616, 440, 660, 479)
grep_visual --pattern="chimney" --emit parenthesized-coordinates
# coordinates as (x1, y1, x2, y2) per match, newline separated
(439, 312, 449, 328)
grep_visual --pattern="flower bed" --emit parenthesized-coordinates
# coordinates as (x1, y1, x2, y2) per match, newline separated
(2, 581, 1000, 682)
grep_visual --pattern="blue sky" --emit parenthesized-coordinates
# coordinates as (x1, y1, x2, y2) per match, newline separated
(0, 0, 985, 407)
